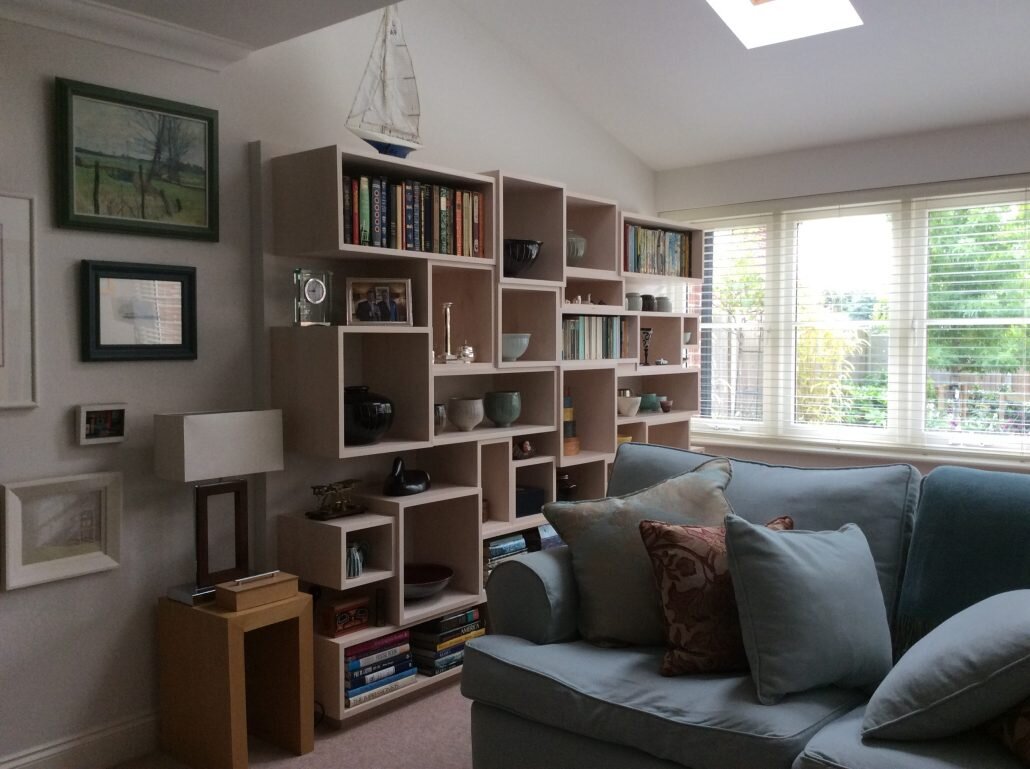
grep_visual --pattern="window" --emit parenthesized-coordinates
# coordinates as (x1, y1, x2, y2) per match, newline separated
(688, 182, 1030, 460)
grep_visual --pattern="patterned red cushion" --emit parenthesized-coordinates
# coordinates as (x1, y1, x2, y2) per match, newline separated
(994, 698, 1030, 765)
(640, 515, 794, 676)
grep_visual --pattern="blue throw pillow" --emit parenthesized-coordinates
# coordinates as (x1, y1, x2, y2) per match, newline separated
(725, 513, 893, 705)
(863, 590, 1030, 740)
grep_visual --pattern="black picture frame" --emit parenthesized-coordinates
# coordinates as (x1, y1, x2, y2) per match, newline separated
(55, 77, 219, 241)
(194, 480, 249, 588)
(80, 260, 197, 361)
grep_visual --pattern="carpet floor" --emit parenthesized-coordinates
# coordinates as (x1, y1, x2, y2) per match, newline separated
(117, 680, 473, 769)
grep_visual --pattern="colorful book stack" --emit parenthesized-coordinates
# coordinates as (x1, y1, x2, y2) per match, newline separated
(343, 629, 417, 708)
(561, 315, 622, 360)
(483, 533, 528, 585)
(623, 224, 689, 277)
(410, 608, 486, 676)
(342, 174, 486, 258)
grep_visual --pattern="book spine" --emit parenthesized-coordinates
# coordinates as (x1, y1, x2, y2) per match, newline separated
(345, 659, 414, 689)
(421, 185, 432, 251)
(440, 187, 451, 255)
(412, 619, 483, 646)
(418, 627, 485, 653)
(345, 669, 418, 707)
(454, 189, 463, 257)
(417, 657, 463, 676)
(345, 629, 411, 659)
(423, 608, 480, 634)
(346, 667, 416, 698)
(411, 181, 421, 252)
(411, 641, 466, 660)
(371, 178, 382, 247)
(342, 175, 352, 244)
(413, 647, 464, 667)
(380, 176, 388, 247)
(345, 652, 412, 681)
(472, 191, 481, 257)
(351, 178, 360, 245)
(432, 185, 442, 253)
(345, 643, 411, 671)
(404, 182, 415, 251)
(463, 191, 472, 257)
(388, 183, 397, 249)
(486, 538, 527, 557)
(359, 177, 370, 246)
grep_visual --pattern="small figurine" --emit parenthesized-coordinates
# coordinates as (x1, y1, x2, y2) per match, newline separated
(513, 439, 536, 460)
(383, 456, 431, 496)
(306, 479, 367, 520)
(655, 357, 669, 366)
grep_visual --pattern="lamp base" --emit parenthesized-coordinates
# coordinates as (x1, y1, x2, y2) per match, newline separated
(167, 581, 217, 606)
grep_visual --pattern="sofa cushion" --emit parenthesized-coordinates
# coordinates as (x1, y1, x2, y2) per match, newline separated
(794, 705, 1022, 769)
(607, 445, 920, 628)
(863, 590, 1030, 740)
(461, 635, 865, 769)
(894, 466, 1030, 656)
(543, 457, 733, 646)
(725, 514, 893, 705)
(639, 515, 794, 676)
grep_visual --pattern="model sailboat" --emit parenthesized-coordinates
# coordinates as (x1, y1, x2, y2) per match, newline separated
(347, 5, 422, 158)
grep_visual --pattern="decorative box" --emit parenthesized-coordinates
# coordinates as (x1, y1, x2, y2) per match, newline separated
(515, 485, 546, 518)
(214, 571, 298, 612)
(318, 595, 371, 638)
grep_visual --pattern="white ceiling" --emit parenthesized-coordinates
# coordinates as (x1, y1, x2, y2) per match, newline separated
(9, 0, 1030, 171)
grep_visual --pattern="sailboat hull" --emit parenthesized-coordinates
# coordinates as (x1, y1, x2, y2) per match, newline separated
(364, 139, 415, 158)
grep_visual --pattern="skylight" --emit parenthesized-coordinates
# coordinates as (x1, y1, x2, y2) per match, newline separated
(706, 0, 863, 49)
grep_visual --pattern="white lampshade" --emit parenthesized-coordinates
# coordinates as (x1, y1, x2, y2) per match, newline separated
(154, 410, 284, 483)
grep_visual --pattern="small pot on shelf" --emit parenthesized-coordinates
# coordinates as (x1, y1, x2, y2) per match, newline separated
(343, 386, 394, 445)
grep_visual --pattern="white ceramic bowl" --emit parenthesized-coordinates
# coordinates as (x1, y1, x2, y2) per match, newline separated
(501, 333, 531, 362)
(448, 396, 484, 431)
(617, 395, 642, 417)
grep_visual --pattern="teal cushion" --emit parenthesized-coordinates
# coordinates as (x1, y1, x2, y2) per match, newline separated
(863, 590, 1030, 740)
(543, 457, 733, 646)
(725, 514, 893, 705)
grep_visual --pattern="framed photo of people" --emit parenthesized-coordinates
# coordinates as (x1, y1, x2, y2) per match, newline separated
(346, 278, 412, 326)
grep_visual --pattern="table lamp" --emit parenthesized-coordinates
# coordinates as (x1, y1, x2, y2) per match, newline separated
(154, 409, 284, 604)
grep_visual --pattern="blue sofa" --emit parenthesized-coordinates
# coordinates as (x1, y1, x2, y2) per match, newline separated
(462, 444, 1030, 769)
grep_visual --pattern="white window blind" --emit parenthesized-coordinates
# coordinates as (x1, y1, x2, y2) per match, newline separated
(685, 180, 1030, 461)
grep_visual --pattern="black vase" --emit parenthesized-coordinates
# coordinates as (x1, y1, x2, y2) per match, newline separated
(343, 386, 394, 446)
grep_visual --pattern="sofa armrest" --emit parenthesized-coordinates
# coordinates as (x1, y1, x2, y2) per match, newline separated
(485, 546, 579, 644)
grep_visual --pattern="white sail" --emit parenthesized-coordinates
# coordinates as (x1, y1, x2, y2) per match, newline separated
(347, 5, 422, 151)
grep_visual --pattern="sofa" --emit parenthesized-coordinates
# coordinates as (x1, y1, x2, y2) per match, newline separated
(461, 444, 1030, 769)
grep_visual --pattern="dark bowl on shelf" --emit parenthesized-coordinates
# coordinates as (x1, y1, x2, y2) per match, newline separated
(503, 239, 543, 277)
(404, 563, 453, 600)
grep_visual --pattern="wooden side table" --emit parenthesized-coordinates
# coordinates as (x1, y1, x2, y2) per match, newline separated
(157, 593, 314, 769)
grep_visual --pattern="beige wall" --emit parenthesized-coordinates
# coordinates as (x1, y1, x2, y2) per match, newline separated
(0, 2, 655, 765)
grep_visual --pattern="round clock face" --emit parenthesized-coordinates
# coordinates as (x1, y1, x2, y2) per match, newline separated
(303, 277, 327, 304)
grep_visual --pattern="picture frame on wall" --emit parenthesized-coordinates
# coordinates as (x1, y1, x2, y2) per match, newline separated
(80, 260, 197, 361)
(0, 192, 37, 408)
(346, 277, 412, 326)
(1, 472, 123, 590)
(77, 403, 127, 445)
(55, 78, 219, 241)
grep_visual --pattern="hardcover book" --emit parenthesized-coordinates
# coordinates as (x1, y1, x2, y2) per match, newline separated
(345, 629, 411, 660)
(359, 176, 370, 246)
(342, 175, 353, 244)
(344, 643, 411, 672)
(411, 619, 484, 646)
(344, 669, 417, 707)
(454, 189, 463, 257)
(371, 177, 382, 248)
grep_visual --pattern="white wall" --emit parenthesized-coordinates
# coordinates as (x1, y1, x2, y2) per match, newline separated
(656, 117, 1030, 212)
(0, 1, 655, 765)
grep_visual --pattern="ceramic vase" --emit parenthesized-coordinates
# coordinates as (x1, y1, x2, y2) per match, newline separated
(448, 396, 484, 431)
(343, 386, 394, 445)
(484, 391, 521, 428)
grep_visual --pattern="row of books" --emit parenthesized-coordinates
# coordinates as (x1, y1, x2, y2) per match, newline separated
(483, 533, 528, 584)
(343, 629, 416, 708)
(342, 174, 486, 258)
(411, 608, 486, 677)
(562, 315, 626, 361)
(624, 225, 689, 277)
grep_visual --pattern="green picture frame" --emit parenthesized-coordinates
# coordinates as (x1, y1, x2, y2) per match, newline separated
(55, 78, 218, 241)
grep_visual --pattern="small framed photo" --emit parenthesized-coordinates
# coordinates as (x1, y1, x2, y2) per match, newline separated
(80, 260, 197, 361)
(55, 78, 218, 241)
(346, 278, 413, 326)
(2, 472, 122, 590)
(77, 403, 127, 445)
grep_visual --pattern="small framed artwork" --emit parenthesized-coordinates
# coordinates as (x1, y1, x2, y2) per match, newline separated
(80, 260, 197, 361)
(77, 403, 127, 445)
(346, 278, 412, 326)
(0, 192, 37, 408)
(2, 472, 122, 590)
(55, 78, 218, 241)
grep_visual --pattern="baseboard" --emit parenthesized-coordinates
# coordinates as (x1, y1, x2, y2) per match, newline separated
(0, 713, 157, 769)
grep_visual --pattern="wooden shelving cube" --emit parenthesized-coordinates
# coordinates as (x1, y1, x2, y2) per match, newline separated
(616, 370, 700, 425)
(565, 192, 619, 274)
(433, 369, 557, 443)
(513, 458, 555, 523)
(563, 275, 624, 309)
(277, 512, 395, 591)
(637, 314, 690, 367)
(559, 459, 608, 502)
(494, 172, 565, 284)
(430, 264, 495, 364)
(499, 286, 559, 366)
(648, 420, 692, 450)
(271, 327, 432, 458)
(561, 367, 616, 466)
(620, 211, 700, 280)
(480, 439, 513, 532)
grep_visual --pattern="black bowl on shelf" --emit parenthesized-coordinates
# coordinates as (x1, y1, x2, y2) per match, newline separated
(403, 563, 453, 600)
(503, 238, 543, 277)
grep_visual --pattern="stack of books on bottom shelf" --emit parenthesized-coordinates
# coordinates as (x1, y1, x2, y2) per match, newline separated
(344, 629, 416, 708)
(483, 533, 528, 585)
(411, 608, 486, 677)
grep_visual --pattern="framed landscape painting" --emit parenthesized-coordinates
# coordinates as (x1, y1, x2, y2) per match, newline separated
(55, 78, 218, 241)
